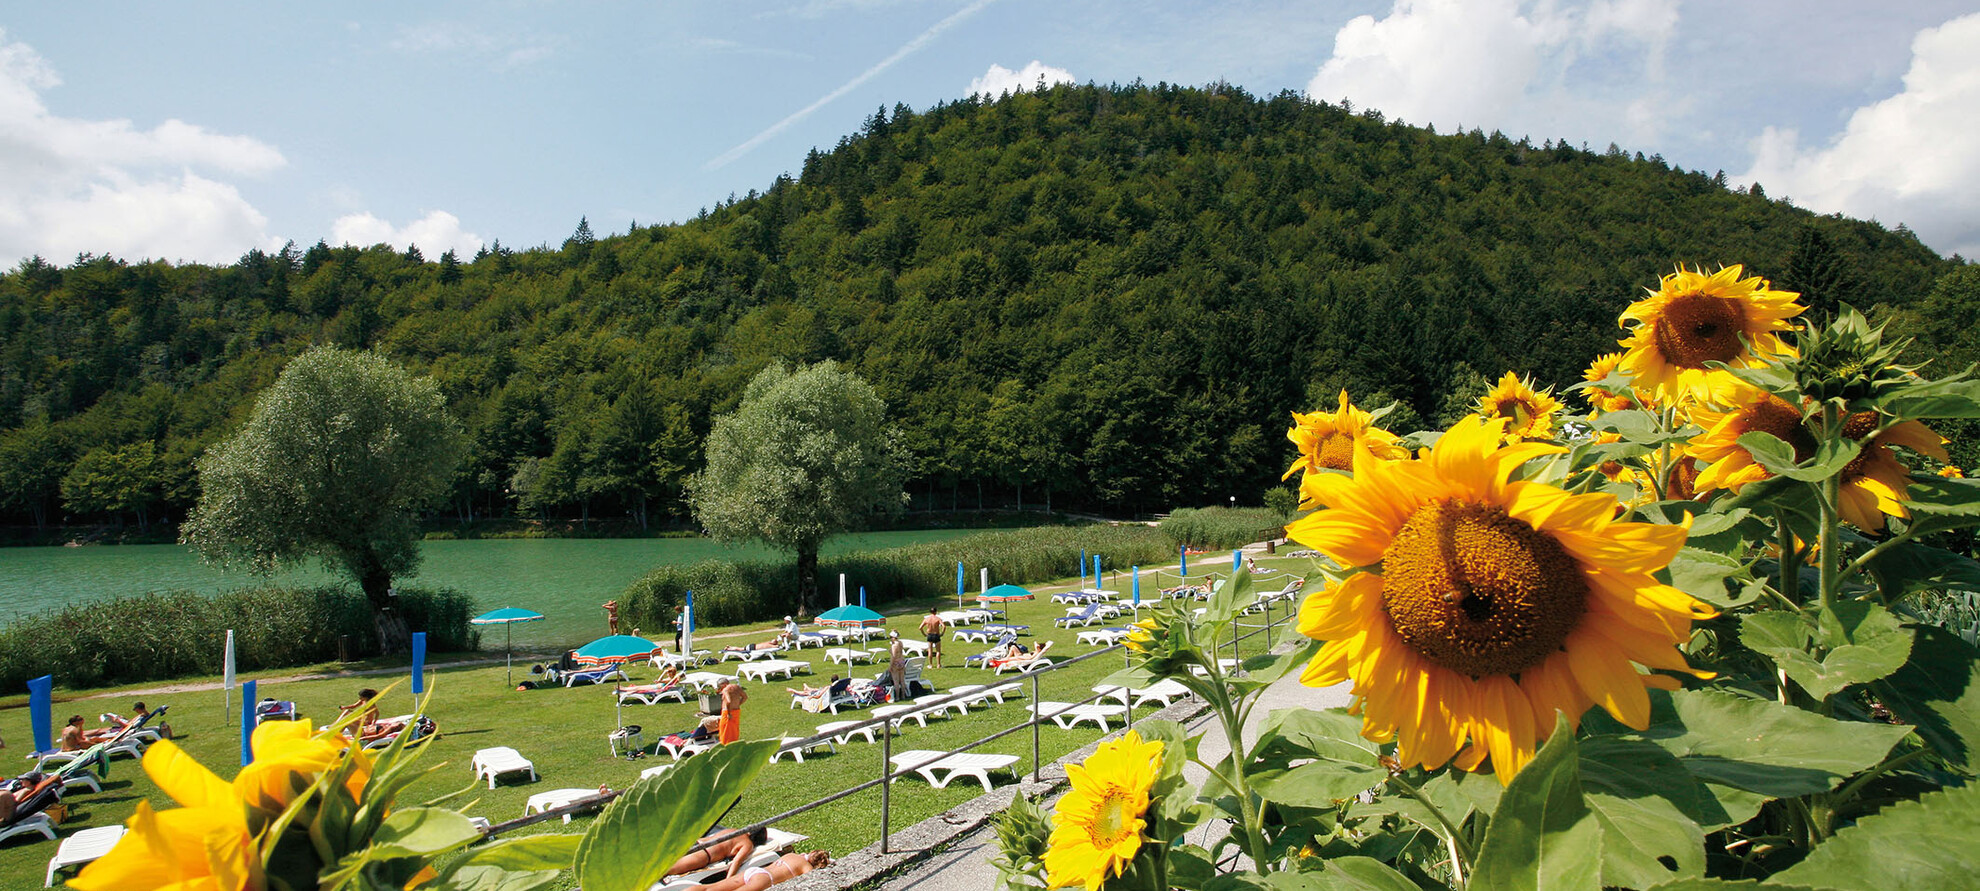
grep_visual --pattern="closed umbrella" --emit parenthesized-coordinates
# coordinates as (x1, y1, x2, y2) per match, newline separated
(470, 607, 545, 686)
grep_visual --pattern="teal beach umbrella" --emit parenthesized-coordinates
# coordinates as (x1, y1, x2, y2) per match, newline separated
(470, 607, 545, 685)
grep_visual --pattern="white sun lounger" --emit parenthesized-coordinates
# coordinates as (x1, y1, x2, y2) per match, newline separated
(682, 671, 736, 692)
(44, 824, 125, 887)
(888, 750, 1021, 793)
(771, 735, 839, 763)
(657, 736, 716, 760)
(825, 647, 882, 665)
(1030, 701, 1131, 732)
(640, 763, 674, 781)
(720, 647, 784, 662)
(738, 659, 811, 682)
(818, 720, 878, 745)
(470, 746, 538, 789)
(872, 703, 932, 730)
(1077, 628, 1132, 646)
(1093, 679, 1192, 709)
(616, 684, 689, 705)
(948, 683, 1020, 707)
(525, 788, 605, 823)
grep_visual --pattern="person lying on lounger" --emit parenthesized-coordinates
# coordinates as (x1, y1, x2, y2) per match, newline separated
(720, 640, 783, 657)
(339, 689, 407, 741)
(785, 675, 849, 713)
(988, 641, 1053, 671)
(60, 715, 117, 751)
(664, 826, 769, 882)
(686, 851, 831, 891)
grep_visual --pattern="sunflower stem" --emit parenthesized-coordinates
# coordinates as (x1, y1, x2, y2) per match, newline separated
(1195, 622, 1271, 868)
(1831, 747, 1929, 811)
(1386, 772, 1476, 874)
(1817, 404, 1843, 614)
(1774, 508, 1802, 604)
(1839, 527, 1923, 589)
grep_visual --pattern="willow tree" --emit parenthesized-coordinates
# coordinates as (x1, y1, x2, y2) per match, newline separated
(183, 347, 462, 651)
(688, 361, 906, 616)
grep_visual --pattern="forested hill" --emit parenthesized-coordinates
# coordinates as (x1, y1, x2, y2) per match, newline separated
(0, 82, 1962, 530)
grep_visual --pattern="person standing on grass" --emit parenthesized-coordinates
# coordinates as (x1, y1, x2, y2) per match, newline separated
(918, 608, 946, 669)
(886, 631, 908, 697)
(603, 599, 621, 635)
(674, 605, 687, 652)
(717, 680, 747, 744)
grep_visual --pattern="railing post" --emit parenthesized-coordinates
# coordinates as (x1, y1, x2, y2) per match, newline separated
(1031, 670, 1042, 784)
(881, 717, 894, 854)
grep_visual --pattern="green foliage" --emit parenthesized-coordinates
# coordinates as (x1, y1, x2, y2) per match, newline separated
(0, 85, 1956, 531)
(619, 522, 1171, 627)
(1160, 507, 1284, 549)
(0, 585, 476, 690)
(687, 361, 906, 612)
(571, 740, 778, 891)
(182, 347, 463, 614)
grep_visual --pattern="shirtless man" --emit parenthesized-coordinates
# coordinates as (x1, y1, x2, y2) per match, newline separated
(918, 608, 946, 669)
(717, 680, 748, 744)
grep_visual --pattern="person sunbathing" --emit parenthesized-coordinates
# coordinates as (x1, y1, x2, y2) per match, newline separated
(785, 675, 848, 713)
(686, 851, 831, 891)
(721, 640, 782, 657)
(656, 664, 686, 687)
(59, 715, 117, 751)
(340, 689, 407, 741)
(664, 827, 769, 882)
(988, 641, 1053, 671)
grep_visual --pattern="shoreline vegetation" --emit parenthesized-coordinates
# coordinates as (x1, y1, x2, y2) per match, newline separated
(0, 505, 1115, 548)
(1, 507, 1286, 693)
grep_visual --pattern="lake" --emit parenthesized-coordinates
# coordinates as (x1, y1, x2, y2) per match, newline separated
(0, 530, 980, 646)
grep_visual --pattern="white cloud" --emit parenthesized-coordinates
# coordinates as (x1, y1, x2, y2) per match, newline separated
(388, 22, 555, 69)
(0, 29, 284, 265)
(968, 60, 1075, 99)
(1304, 0, 1678, 141)
(331, 210, 484, 257)
(1741, 12, 1980, 258)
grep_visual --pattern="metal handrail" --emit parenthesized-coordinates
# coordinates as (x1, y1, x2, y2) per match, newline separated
(482, 590, 1300, 864)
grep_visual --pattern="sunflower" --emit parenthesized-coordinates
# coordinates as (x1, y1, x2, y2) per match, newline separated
(1941, 465, 1966, 479)
(72, 740, 261, 891)
(1044, 730, 1163, 891)
(1618, 265, 1804, 403)
(1582, 353, 1641, 414)
(1835, 412, 1948, 532)
(1475, 372, 1562, 442)
(1288, 417, 1715, 781)
(1285, 390, 1408, 481)
(1687, 380, 1811, 494)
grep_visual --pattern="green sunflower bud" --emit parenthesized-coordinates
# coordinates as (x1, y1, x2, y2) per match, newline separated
(1784, 306, 1918, 407)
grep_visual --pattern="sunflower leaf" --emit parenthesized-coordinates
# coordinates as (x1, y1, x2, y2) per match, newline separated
(1862, 541, 1980, 595)
(1577, 739, 1710, 885)
(1738, 432, 1861, 482)
(1882, 375, 1980, 419)
(1470, 714, 1603, 891)
(1252, 762, 1388, 808)
(1594, 410, 1696, 447)
(1638, 689, 1909, 796)
(1667, 548, 1752, 607)
(1870, 624, 1980, 772)
(1742, 604, 1912, 700)
(1768, 782, 1980, 890)
(571, 739, 778, 891)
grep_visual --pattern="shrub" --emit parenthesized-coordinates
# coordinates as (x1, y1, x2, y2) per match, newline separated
(621, 524, 1178, 628)
(1159, 507, 1285, 550)
(0, 586, 479, 691)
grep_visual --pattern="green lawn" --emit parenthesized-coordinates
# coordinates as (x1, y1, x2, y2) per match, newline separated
(4, 555, 1310, 890)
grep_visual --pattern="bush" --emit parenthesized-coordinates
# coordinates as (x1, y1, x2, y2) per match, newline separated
(621, 524, 1175, 628)
(1158, 507, 1285, 550)
(0, 586, 480, 691)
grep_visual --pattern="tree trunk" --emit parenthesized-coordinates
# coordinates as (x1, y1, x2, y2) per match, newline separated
(358, 559, 410, 654)
(1016, 482, 1023, 512)
(796, 548, 819, 618)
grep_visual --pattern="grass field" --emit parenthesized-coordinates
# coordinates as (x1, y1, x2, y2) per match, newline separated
(2, 551, 1311, 890)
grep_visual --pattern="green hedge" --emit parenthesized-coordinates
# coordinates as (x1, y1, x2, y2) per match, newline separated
(1158, 507, 1286, 550)
(0, 586, 479, 691)
(621, 524, 1177, 628)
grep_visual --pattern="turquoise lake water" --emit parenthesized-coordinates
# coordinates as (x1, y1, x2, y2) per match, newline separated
(0, 530, 979, 646)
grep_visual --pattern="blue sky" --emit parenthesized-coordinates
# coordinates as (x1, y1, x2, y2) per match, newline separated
(3, 0, 1978, 267)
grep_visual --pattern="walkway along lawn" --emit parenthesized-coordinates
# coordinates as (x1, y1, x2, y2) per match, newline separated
(1, 552, 1307, 890)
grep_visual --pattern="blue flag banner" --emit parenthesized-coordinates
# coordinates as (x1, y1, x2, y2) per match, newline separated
(1234, 549, 1242, 573)
(241, 679, 257, 766)
(28, 675, 52, 753)
(411, 632, 428, 695)
(957, 561, 965, 604)
(1132, 567, 1141, 606)
(1093, 554, 1101, 588)
(860, 586, 867, 608)
(1081, 550, 1088, 587)
(1180, 546, 1188, 578)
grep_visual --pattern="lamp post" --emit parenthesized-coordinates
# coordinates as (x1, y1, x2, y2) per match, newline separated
(1229, 495, 1236, 509)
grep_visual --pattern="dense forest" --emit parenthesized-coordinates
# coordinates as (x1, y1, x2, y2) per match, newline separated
(0, 82, 1966, 533)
